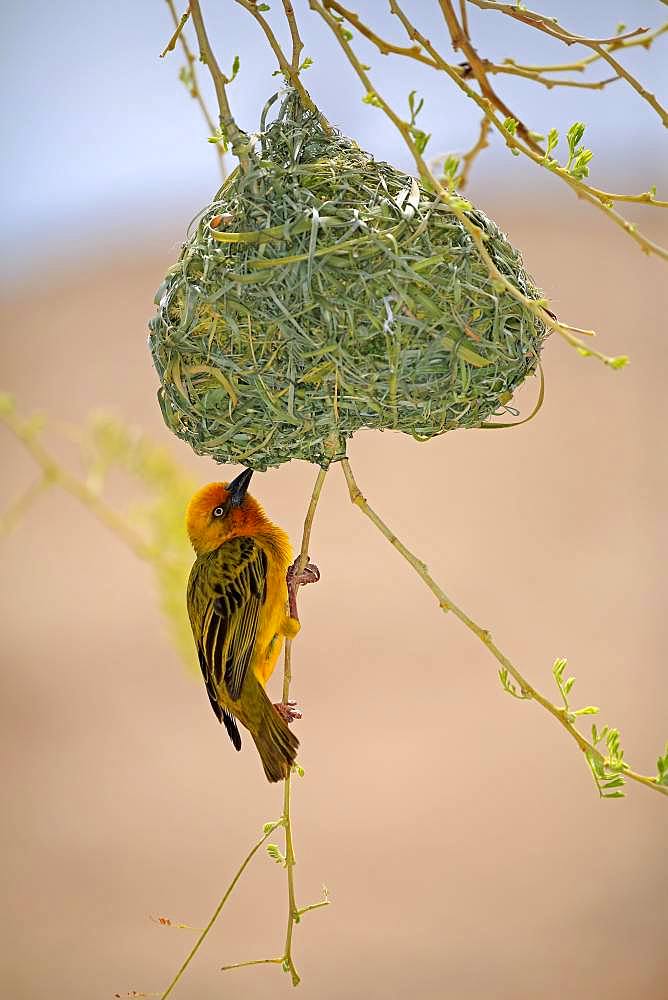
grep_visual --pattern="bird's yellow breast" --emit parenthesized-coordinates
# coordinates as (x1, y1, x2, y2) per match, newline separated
(252, 530, 292, 687)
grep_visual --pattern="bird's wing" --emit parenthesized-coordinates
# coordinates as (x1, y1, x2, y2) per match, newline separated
(188, 537, 268, 721)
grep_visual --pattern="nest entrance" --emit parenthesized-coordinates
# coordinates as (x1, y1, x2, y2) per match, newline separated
(150, 92, 547, 470)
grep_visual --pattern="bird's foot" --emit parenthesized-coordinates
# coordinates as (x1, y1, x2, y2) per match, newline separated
(287, 558, 320, 620)
(274, 701, 302, 724)
(287, 558, 320, 589)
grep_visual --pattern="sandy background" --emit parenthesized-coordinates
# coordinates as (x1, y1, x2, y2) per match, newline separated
(2, 191, 667, 1000)
(2, 3, 668, 994)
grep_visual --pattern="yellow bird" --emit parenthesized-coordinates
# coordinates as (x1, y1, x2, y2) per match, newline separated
(186, 470, 318, 782)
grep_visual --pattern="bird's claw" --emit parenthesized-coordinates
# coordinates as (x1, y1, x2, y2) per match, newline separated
(274, 701, 302, 724)
(287, 558, 320, 589)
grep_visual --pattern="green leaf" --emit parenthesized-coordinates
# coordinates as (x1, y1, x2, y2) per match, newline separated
(267, 843, 287, 866)
(573, 705, 599, 716)
(502, 116, 518, 135)
(257, 3, 270, 9)
(409, 125, 431, 155)
(552, 657, 568, 678)
(442, 154, 460, 182)
(299, 56, 314, 71)
(602, 777, 625, 789)
(566, 121, 586, 156)
(407, 89, 425, 125)
(362, 91, 382, 108)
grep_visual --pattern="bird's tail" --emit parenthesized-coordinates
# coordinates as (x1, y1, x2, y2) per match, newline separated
(252, 690, 299, 783)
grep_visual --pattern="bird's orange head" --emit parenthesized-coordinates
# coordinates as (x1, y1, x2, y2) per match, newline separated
(186, 470, 268, 554)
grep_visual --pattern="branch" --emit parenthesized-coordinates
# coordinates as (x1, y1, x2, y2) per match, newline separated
(234, 0, 330, 130)
(163, 0, 226, 179)
(340, 459, 668, 799)
(0, 399, 166, 565)
(438, 0, 543, 153)
(281, 0, 304, 71)
(484, 61, 621, 91)
(502, 21, 668, 75)
(158, 821, 282, 999)
(156, 466, 329, 995)
(215, 466, 329, 988)
(188, 0, 251, 167)
(322, 0, 438, 66)
(388, 2, 668, 260)
(322, 2, 668, 260)
(311, 0, 631, 367)
(457, 114, 491, 189)
(279, 465, 328, 986)
(466, 1, 668, 127)
(0, 474, 52, 538)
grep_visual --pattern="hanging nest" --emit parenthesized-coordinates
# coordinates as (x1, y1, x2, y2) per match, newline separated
(149, 92, 548, 471)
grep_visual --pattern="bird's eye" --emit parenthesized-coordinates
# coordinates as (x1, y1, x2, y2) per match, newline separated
(213, 506, 225, 518)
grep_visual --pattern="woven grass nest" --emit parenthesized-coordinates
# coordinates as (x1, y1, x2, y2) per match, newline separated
(149, 92, 547, 471)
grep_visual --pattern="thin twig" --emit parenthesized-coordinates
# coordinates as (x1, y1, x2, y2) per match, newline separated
(279, 465, 329, 986)
(458, 0, 469, 38)
(217, 466, 330, 988)
(339, 458, 668, 799)
(0, 406, 166, 565)
(485, 61, 621, 91)
(324, 1, 668, 258)
(0, 475, 52, 538)
(503, 21, 668, 74)
(159, 822, 282, 999)
(281, 0, 304, 71)
(467, 1, 668, 127)
(163, 0, 226, 178)
(438, 0, 543, 154)
(458, 115, 491, 189)
(189, 0, 250, 167)
(311, 0, 632, 366)
(388, 1, 668, 260)
(234, 0, 328, 127)
(322, 0, 438, 66)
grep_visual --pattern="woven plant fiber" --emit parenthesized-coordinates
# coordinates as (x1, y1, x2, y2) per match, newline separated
(149, 92, 547, 470)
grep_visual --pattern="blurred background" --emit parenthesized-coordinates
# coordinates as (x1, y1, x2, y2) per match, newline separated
(2, 2, 667, 998)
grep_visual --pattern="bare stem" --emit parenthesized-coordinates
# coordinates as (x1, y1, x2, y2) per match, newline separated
(339, 458, 667, 799)
(158, 823, 281, 999)
(163, 0, 226, 178)
(279, 464, 329, 985)
(189, 0, 250, 167)
(466, 0, 668, 127)
(234, 0, 328, 128)
(312, 0, 632, 366)
(438, 0, 543, 154)
(217, 465, 329, 988)
(0, 405, 166, 565)
(281, 0, 304, 70)
(458, 115, 491, 189)
(0, 474, 52, 538)
(503, 21, 668, 75)
(323, 1, 668, 260)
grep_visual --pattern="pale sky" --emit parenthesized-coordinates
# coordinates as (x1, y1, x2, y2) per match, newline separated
(2, 1, 666, 284)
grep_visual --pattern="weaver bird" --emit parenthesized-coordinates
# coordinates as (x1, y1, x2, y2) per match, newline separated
(186, 470, 319, 782)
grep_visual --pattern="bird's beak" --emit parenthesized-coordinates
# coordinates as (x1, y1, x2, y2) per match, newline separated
(227, 468, 253, 507)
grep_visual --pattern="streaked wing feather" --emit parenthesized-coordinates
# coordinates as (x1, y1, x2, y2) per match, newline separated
(222, 710, 242, 751)
(188, 538, 268, 721)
